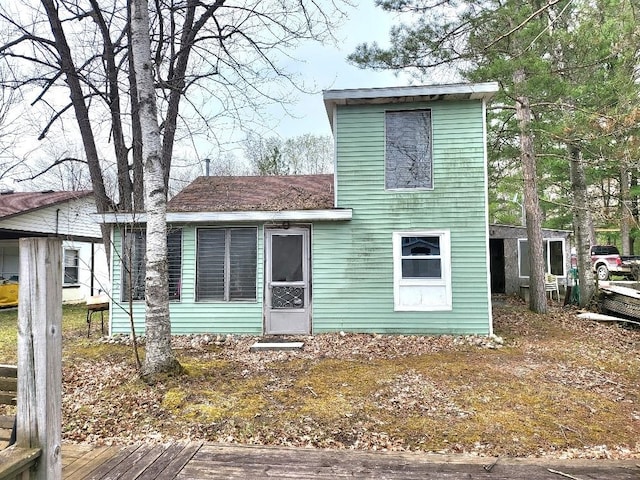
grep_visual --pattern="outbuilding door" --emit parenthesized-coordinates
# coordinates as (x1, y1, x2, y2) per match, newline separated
(264, 227, 311, 335)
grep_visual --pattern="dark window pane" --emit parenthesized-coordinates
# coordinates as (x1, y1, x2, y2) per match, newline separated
(271, 234, 303, 282)
(168, 229, 182, 300)
(230, 228, 257, 300)
(402, 236, 440, 256)
(519, 240, 530, 277)
(549, 240, 564, 276)
(196, 229, 225, 300)
(122, 229, 182, 301)
(122, 230, 146, 301)
(402, 258, 441, 278)
(385, 110, 432, 189)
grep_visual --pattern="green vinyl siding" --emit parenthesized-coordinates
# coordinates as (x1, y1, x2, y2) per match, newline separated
(109, 97, 491, 336)
(110, 225, 264, 335)
(312, 100, 491, 334)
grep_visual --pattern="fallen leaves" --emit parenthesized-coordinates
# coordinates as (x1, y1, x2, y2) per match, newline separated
(52, 295, 640, 459)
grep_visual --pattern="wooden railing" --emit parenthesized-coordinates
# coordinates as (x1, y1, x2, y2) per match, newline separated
(0, 364, 17, 445)
(0, 238, 62, 480)
(0, 446, 41, 480)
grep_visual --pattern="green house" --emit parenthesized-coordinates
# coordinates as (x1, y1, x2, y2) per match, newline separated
(104, 82, 498, 336)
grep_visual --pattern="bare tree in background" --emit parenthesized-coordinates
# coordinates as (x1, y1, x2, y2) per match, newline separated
(0, 0, 347, 375)
(0, 72, 29, 188)
(245, 133, 333, 175)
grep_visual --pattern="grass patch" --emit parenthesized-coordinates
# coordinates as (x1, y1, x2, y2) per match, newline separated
(0, 303, 90, 364)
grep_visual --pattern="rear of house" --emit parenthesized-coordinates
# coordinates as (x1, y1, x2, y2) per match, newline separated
(106, 82, 498, 336)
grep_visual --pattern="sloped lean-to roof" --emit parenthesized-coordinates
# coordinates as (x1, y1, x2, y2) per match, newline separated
(0, 190, 93, 220)
(168, 174, 335, 212)
(97, 174, 351, 224)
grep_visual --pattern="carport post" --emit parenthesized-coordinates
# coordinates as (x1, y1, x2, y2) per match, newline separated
(17, 237, 62, 480)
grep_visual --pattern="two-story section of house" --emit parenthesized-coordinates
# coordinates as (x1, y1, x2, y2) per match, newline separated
(105, 82, 498, 336)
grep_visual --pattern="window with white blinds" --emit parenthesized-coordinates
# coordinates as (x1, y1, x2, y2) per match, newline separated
(121, 228, 182, 301)
(63, 249, 79, 284)
(196, 227, 257, 301)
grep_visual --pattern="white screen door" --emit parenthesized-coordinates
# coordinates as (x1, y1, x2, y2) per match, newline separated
(264, 227, 310, 334)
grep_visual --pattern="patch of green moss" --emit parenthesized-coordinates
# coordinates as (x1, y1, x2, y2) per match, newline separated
(162, 388, 188, 410)
(179, 359, 232, 378)
(64, 342, 135, 364)
(271, 359, 396, 423)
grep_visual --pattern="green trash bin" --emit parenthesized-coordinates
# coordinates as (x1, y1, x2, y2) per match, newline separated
(569, 267, 580, 305)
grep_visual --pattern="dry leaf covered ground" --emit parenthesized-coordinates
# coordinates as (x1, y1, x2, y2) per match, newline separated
(1, 296, 639, 459)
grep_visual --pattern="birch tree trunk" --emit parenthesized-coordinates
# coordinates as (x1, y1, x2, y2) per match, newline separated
(570, 145, 596, 306)
(620, 156, 632, 255)
(514, 69, 547, 314)
(131, 0, 181, 377)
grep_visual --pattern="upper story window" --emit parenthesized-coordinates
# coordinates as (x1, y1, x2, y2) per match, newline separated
(63, 249, 79, 284)
(121, 228, 183, 301)
(385, 109, 433, 190)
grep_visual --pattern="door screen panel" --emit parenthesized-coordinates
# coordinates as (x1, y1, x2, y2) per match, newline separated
(271, 235, 303, 282)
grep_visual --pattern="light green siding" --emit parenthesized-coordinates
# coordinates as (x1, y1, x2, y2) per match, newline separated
(110, 225, 264, 335)
(311, 100, 491, 334)
(109, 97, 491, 336)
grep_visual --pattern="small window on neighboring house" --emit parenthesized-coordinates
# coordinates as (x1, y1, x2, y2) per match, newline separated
(393, 231, 452, 311)
(196, 227, 257, 301)
(63, 249, 79, 284)
(121, 228, 182, 301)
(518, 238, 566, 277)
(385, 109, 433, 190)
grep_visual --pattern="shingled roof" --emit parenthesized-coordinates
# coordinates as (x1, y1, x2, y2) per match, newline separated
(0, 190, 93, 220)
(168, 175, 335, 212)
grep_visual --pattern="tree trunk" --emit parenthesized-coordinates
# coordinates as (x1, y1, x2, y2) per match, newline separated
(127, 0, 145, 212)
(88, 0, 133, 211)
(131, 0, 181, 377)
(514, 69, 547, 314)
(621, 157, 632, 255)
(40, 0, 112, 263)
(570, 145, 596, 306)
(160, 0, 198, 192)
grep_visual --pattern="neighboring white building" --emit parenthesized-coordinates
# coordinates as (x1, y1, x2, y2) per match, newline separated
(0, 190, 109, 305)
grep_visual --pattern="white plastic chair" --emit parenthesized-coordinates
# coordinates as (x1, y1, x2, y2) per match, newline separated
(544, 273, 560, 301)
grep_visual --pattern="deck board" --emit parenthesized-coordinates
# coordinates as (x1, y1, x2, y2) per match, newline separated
(84, 444, 143, 480)
(133, 442, 198, 480)
(64, 446, 120, 480)
(59, 442, 640, 480)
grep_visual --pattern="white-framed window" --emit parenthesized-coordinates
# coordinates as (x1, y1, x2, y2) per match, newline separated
(385, 109, 433, 190)
(393, 230, 452, 311)
(121, 228, 183, 301)
(196, 227, 257, 302)
(518, 238, 566, 277)
(63, 249, 79, 285)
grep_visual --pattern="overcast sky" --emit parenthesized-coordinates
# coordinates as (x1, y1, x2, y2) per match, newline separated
(264, 1, 411, 139)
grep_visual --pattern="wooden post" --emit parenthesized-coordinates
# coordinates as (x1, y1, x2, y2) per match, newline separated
(17, 238, 62, 480)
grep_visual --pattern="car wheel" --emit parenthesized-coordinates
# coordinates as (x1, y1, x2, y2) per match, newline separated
(597, 264, 609, 281)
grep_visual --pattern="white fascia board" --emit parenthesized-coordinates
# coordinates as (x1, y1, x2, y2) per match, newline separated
(324, 82, 499, 102)
(323, 82, 500, 126)
(94, 209, 353, 224)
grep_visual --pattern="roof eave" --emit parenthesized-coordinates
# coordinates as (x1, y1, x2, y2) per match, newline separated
(94, 209, 353, 224)
(0, 191, 93, 221)
(323, 82, 500, 128)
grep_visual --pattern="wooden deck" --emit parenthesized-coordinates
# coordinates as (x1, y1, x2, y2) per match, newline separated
(60, 442, 640, 479)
